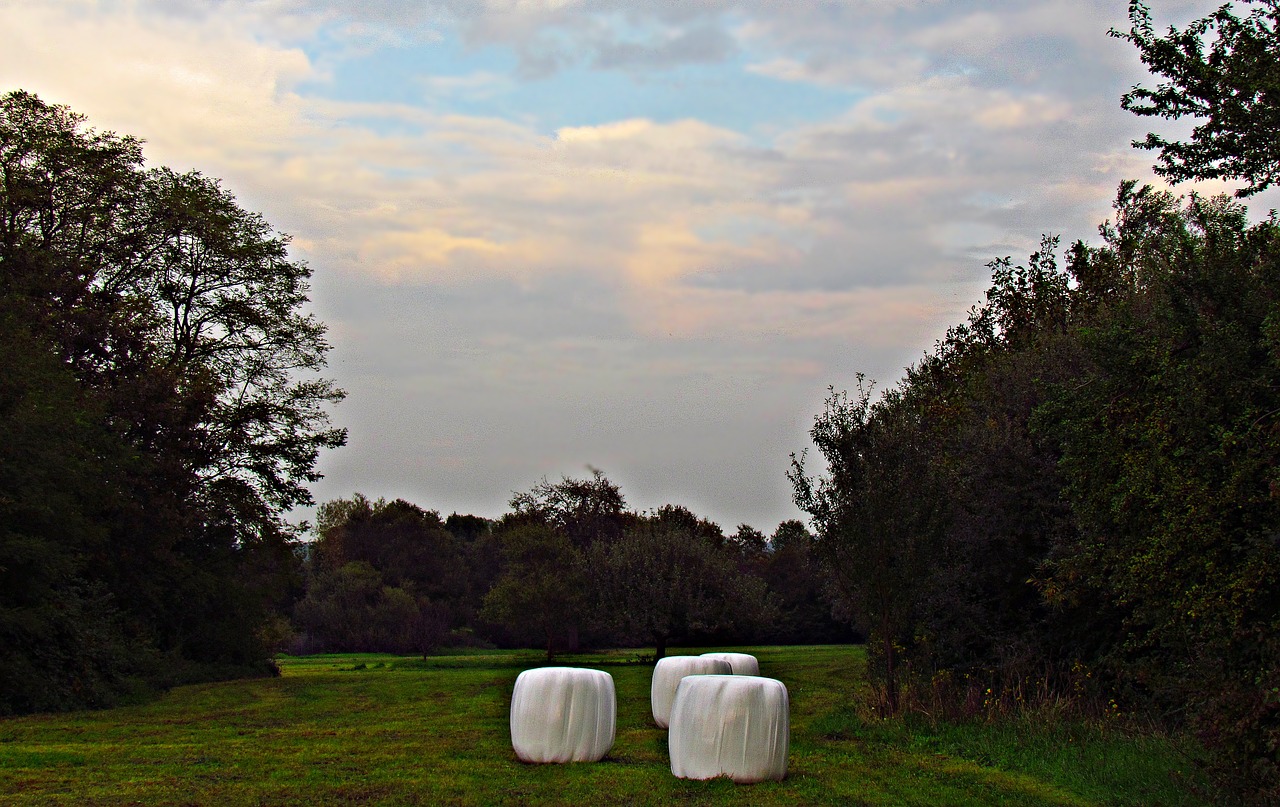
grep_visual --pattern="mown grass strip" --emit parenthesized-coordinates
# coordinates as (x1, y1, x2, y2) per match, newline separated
(0, 646, 1204, 805)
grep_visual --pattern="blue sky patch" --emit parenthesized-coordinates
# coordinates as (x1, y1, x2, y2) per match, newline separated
(297, 21, 860, 141)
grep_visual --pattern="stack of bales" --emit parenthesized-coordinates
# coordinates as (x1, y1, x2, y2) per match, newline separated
(507, 650, 789, 784)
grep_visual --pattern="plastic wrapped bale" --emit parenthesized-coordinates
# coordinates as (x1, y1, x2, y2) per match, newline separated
(700, 652, 760, 676)
(650, 656, 733, 729)
(668, 674, 789, 783)
(509, 667, 616, 763)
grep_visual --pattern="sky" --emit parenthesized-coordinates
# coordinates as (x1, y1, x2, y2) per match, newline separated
(5, 0, 1275, 534)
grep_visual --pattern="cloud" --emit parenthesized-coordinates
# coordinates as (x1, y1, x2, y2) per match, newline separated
(0, 1, 314, 175)
(0, 0, 1165, 325)
(7, 0, 1263, 530)
(591, 20, 739, 71)
(419, 70, 513, 100)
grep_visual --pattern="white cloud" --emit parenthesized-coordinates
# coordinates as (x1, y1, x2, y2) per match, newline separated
(0, 0, 1159, 327)
(419, 70, 513, 99)
(0, 0, 314, 174)
(7, 0, 1264, 528)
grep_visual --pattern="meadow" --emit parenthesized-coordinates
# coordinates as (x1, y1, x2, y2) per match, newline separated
(0, 645, 1206, 806)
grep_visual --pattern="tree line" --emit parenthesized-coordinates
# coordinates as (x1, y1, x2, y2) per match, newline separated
(789, 3, 1280, 800)
(292, 472, 852, 662)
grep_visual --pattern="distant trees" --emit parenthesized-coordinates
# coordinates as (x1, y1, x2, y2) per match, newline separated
(299, 473, 841, 661)
(480, 524, 587, 661)
(759, 520, 851, 644)
(294, 562, 434, 655)
(314, 495, 468, 604)
(588, 507, 774, 660)
(507, 467, 628, 547)
(301, 495, 489, 655)
(0, 90, 344, 714)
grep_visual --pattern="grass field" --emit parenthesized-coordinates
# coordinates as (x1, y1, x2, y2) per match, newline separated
(0, 645, 1207, 805)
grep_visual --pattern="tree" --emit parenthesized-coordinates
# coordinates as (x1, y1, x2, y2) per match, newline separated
(0, 91, 345, 543)
(293, 562, 432, 654)
(307, 494, 484, 650)
(0, 315, 147, 714)
(760, 521, 850, 645)
(141, 166, 346, 541)
(445, 513, 493, 542)
(1114, 0, 1280, 196)
(589, 511, 771, 659)
(0, 90, 345, 709)
(508, 468, 628, 548)
(313, 496, 466, 600)
(905, 240, 1083, 688)
(791, 380, 945, 714)
(1039, 183, 1280, 799)
(480, 524, 587, 661)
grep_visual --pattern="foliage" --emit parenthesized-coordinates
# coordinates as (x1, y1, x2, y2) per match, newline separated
(1038, 183, 1280, 800)
(791, 379, 946, 714)
(304, 481, 833, 658)
(589, 508, 774, 659)
(905, 240, 1084, 688)
(759, 521, 852, 644)
(0, 90, 343, 712)
(506, 467, 628, 547)
(292, 562, 442, 655)
(479, 524, 587, 661)
(314, 495, 467, 602)
(1114, 0, 1280, 196)
(792, 184, 1280, 800)
(305, 494, 491, 654)
(0, 315, 126, 714)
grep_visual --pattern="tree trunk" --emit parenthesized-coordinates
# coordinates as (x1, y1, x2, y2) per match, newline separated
(881, 622, 899, 715)
(654, 634, 667, 661)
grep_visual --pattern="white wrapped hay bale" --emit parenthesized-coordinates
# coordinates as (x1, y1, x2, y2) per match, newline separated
(651, 655, 733, 729)
(668, 674, 789, 783)
(700, 652, 760, 676)
(509, 667, 615, 763)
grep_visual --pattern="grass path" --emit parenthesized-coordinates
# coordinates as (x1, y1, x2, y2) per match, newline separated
(0, 646, 1202, 805)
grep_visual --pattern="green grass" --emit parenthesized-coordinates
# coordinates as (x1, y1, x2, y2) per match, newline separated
(0, 646, 1206, 805)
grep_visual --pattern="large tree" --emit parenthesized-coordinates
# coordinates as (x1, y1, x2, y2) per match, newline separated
(0, 314, 144, 713)
(0, 90, 344, 710)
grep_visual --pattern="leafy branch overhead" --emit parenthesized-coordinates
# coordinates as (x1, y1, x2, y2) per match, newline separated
(1114, 0, 1280, 196)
